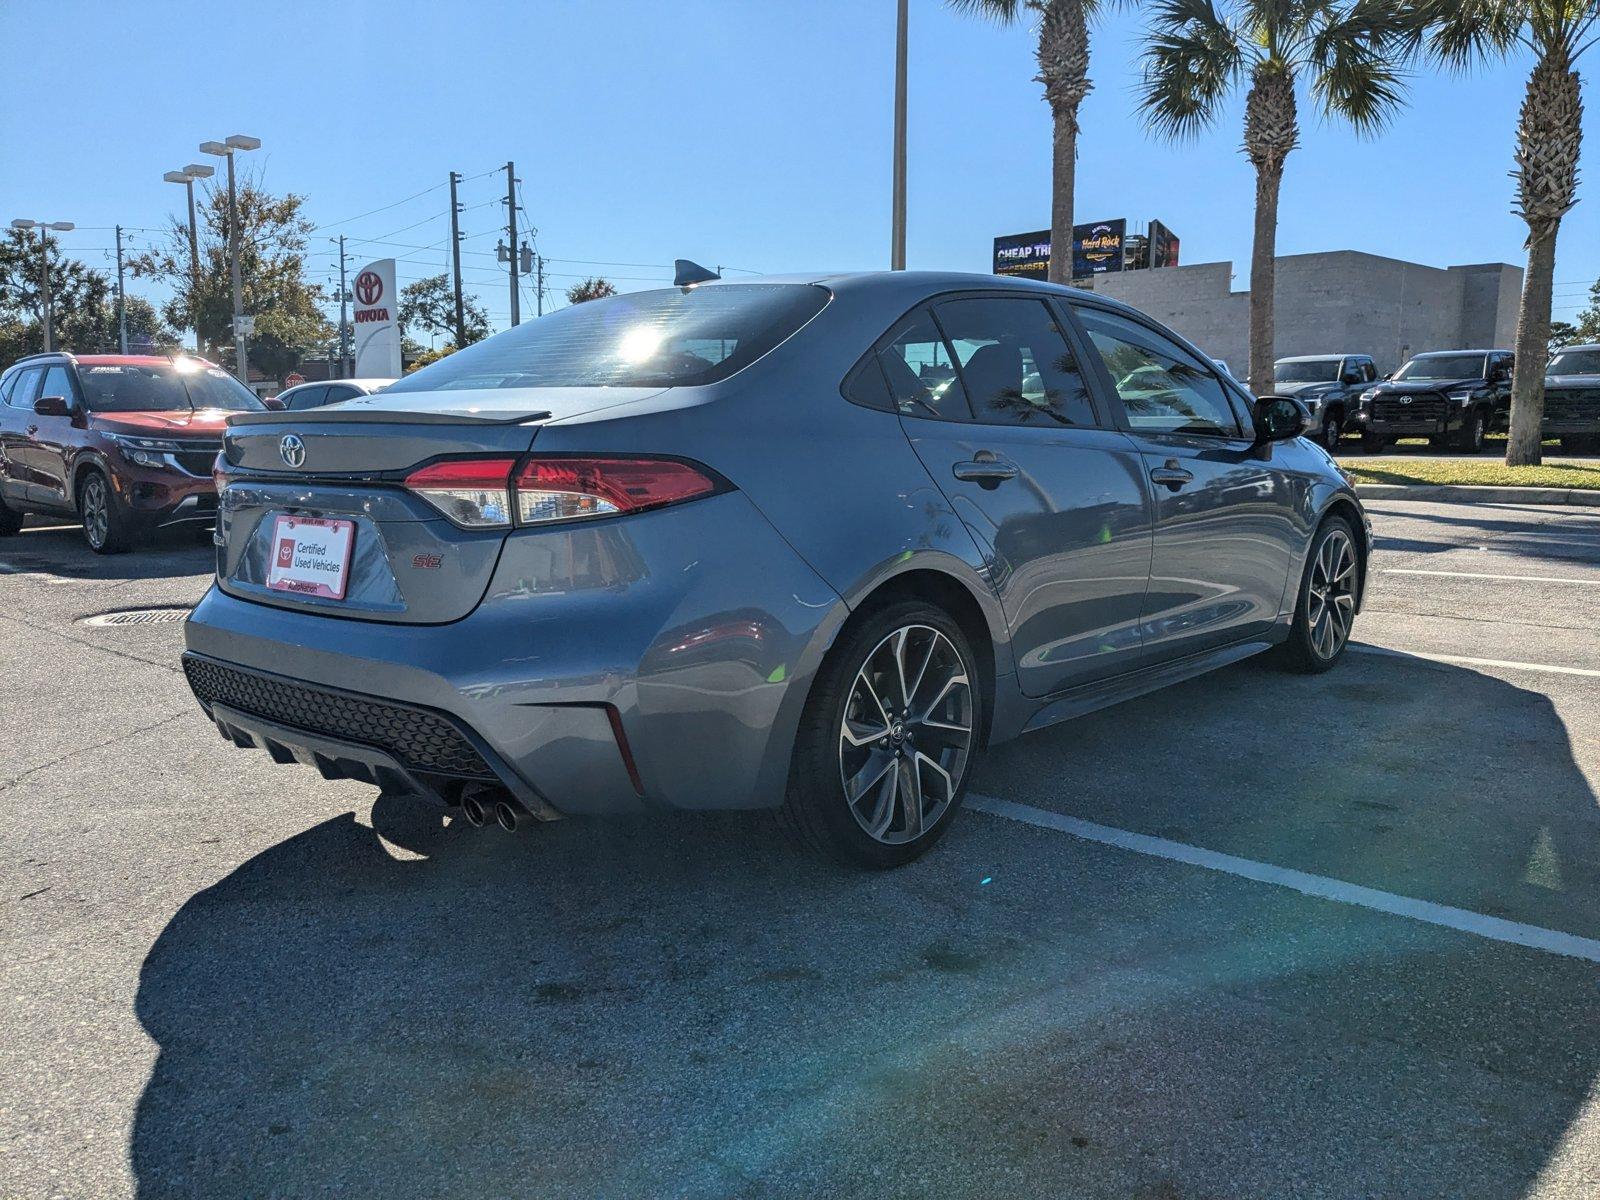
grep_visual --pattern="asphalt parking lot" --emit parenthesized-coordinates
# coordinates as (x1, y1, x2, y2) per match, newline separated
(4, 500, 1600, 1199)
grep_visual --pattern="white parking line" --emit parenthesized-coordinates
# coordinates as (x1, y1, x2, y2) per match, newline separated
(1383, 568, 1600, 586)
(966, 794, 1600, 964)
(1350, 644, 1600, 679)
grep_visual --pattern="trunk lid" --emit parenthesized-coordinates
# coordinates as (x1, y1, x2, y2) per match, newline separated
(215, 388, 662, 624)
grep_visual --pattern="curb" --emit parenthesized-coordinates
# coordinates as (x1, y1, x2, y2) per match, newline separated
(1353, 483, 1600, 507)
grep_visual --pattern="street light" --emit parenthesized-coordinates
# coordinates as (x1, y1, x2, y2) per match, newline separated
(163, 164, 214, 354)
(10, 217, 75, 352)
(200, 133, 260, 386)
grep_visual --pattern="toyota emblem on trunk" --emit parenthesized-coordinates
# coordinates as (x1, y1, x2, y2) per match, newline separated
(279, 434, 306, 468)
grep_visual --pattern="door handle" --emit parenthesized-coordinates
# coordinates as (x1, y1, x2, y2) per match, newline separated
(952, 458, 1019, 487)
(26, 424, 38, 435)
(1149, 461, 1194, 491)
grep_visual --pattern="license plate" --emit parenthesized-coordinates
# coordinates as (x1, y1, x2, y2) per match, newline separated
(265, 515, 356, 600)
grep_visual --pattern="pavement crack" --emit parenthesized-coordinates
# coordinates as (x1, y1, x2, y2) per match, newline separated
(0, 710, 189, 795)
(0, 609, 184, 675)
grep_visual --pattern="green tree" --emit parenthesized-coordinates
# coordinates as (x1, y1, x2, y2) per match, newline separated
(398, 273, 491, 348)
(565, 277, 618, 304)
(1549, 319, 1580, 351)
(1140, 0, 1419, 394)
(1421, 0, 1596, 464)
(0, 229, 177, 361)
(1576, 277, 1600, 343)
(951, 1, 1128, 285)
(130, 174, 332, 382)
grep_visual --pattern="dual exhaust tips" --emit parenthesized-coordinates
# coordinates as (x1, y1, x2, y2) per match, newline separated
(459, 789, 526, 833)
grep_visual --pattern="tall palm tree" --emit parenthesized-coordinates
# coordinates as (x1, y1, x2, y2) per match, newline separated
(1139, 1, 1417, 395)
(1420, 1, 1596, 467)
(951, 0, 1123, 284)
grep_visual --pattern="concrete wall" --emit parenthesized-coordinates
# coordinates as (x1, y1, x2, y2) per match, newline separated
(1084, 251, 1523, 379)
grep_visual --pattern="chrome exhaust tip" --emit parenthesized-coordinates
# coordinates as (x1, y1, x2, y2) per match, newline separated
(459, 793, 489, 828)
(494, 800, 520, 833)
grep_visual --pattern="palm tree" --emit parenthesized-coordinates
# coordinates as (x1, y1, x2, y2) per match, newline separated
(1420, 1, 1596, 467)
(1139, 1, 1417, 395)
(951, 0, 1124, 285)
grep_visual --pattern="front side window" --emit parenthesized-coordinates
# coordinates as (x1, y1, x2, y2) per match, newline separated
(876, 309, 969, 420)
(1394, 354, 1488, 382)
(384, 284, 829, 392)
(40, 365, 75, 405)
(933, 297, 1097, 427)
(77, 361, 264, 412)
(1549, 348, 1600, 376)
(322, 385, 361, 404)
(287, 385, 328, 410)
(1075, 307, 1240, 437)
(1274, 359, 1341, 384)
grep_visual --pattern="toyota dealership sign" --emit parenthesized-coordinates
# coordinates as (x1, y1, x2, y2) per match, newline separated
(352, 258, 401, 378)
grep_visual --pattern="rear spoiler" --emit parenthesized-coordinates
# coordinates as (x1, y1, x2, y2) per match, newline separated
(228, 406, 552, 427)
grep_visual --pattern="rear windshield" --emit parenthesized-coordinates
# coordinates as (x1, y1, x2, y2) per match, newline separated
(1274, 359, 1341, 384)
(1394, 354, 1486, 382)
(1548, 349, 1600, 376)
(78, 361, 265, 412)
(385, 284, 830, 392)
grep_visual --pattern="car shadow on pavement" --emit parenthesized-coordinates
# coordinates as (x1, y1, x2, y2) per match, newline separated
(2, 524, 213, 582)
(129, 654, 1600, 1199)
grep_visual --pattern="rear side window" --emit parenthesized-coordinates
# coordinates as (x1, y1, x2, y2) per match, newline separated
(323, 385, 361, 404)
(876, 309, 969, 419)
(5, 367, 42, 408)
(287, 385, 328, 410)
(384, 284, 830, 392)
(933, 297, 1098, 428)
(1076, 306, 1241, 438)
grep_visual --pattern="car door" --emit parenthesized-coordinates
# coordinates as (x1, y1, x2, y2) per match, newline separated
(27, 364, 80, 509)
(874, 294, 1156, 698)
(1068, 301, 1300, 662)
(0, 366, 45, 504)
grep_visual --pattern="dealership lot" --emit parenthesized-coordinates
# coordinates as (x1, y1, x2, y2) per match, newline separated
(3, 500, 1600, 1199)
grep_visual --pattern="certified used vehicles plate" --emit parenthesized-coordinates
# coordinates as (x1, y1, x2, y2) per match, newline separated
(265, 515, 356, 599)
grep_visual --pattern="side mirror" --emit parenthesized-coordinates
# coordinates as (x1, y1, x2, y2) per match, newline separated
(1253, 395, 1306, 445)
(261, 396, 286, 411)
(34, 394, 72, 417)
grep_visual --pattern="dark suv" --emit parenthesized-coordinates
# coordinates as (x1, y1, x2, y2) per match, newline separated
(1350, 349, 1513, 453)
(1272, 354, 1378, 450)
(0, 352, 272, 552)
(1543, 343, 1600, 453)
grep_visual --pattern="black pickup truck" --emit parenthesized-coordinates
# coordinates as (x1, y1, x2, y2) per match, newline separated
(1350, 349, 1513, 453)
(1543, 343, 1600, 452)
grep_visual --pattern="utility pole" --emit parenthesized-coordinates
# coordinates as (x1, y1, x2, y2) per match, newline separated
(114, 225, 129, 353)
(505, 161, 520, 327)
(890, 0, 908, 270)
(334, 235, 350, 378)
(448, 170, 466, 347)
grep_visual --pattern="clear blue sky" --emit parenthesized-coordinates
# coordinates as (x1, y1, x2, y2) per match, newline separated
(3, 0, 1596, 335)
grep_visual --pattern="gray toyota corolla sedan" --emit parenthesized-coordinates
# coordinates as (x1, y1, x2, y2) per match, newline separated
(182, 271, 1369, 867)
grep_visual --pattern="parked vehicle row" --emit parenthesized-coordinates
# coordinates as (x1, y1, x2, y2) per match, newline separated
(1271, 354, 1379, 451)
(0, 354, 394, 552)
(179, 270, 1368, 866)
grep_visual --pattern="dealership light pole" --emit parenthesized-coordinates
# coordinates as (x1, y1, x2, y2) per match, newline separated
(331, 235, 351, 377)
(163, 163, 214, 353)
(200, 134, 260, 385)
(9, 218, 74, 352)
(890, 0, 908, 270)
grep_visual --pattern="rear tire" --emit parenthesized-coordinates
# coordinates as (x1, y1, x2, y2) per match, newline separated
(78, 469, 138, 555)
(1361, 433, 1388, 454)
(779, 600, 983, 868)
(1559, 434, 1599, 455)
(1274, 516, 1360, 675)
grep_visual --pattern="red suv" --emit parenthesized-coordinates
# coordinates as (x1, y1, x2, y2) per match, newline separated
(0, 352, 275, 553)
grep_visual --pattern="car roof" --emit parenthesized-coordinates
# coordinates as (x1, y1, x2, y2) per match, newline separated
(1412, 348, 1507, 357)
(1275, 354, 1367, 362)
(283, 377, 395, 390)
(1554, 343, 1600, 354)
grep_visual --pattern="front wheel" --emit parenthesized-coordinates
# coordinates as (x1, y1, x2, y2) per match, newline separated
(780, 601, 982, 868)
(1318, 412, 1343, 452)
(1361, 433, 1388, 454)
(79, 469, 139, 554)
(1456, 410, 1487, 452)
(1275, 517, 1360, 674)
(0, 497, 23, 537)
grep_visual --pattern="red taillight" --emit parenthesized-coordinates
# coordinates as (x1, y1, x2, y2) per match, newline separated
(513, 457, 718, 525)
(404, 455, 718, 529)
(404, 458, 516, 528)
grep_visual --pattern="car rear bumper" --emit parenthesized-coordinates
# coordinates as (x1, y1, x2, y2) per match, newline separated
(182, 491, 848, 815)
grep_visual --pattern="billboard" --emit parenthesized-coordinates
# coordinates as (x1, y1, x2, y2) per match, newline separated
(992, 230, 1052, 280)
(1072, 219, 1127, 278)
(1123, 234, 1150, 272)
(352, 258, 401, 378)
(1150, 219, 1181, 269)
